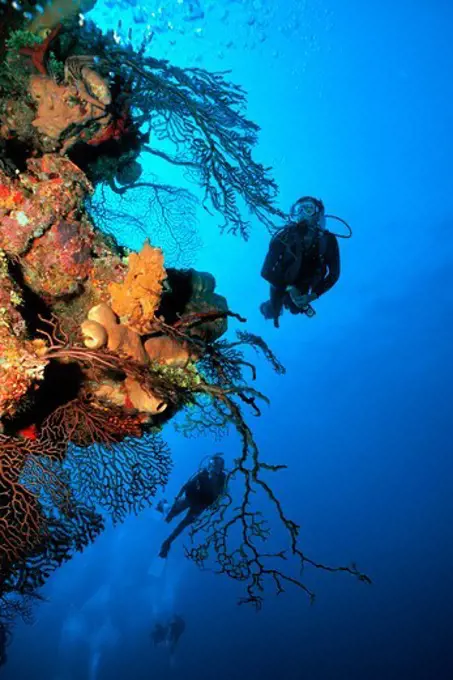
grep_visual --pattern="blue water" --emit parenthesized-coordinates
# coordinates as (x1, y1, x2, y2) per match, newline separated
(3, 1, 453, 678)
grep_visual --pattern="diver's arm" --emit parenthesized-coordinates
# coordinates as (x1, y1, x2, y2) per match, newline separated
(180, 470, 205, 498)
(175, 480, 190, 499)
(313, 235, 340, 297)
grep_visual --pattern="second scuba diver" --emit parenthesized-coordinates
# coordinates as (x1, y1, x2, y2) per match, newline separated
(158, 454, 227, 559)
(260, 196, 349, 327)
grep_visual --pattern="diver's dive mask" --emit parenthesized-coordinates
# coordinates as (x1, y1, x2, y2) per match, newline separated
(290, 196, 353, 238)
(208, 454, 225, 475)
(290, 196, 326, 231)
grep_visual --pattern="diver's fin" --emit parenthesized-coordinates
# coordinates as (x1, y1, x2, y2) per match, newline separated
(148, 555, 167, 578)
(89, 651, 101, 680)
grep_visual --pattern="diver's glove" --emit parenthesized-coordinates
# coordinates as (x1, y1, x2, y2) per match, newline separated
(260, 301, 280, 328)
(288, 289, 318, 310)
(300, 293, 318, 308)
(156, 499, 169, 515)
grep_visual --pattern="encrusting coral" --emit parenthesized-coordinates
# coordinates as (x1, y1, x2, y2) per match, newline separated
(0, 6, 239, 633)
(0, 250, 47, 423)
(29, 73, 113, 154)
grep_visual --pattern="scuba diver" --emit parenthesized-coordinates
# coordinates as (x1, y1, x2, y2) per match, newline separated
(168, 615, 186, 654)
(158, 454, 227, 559)
(260, 196, 351, 327)
(151, 615, 186, 653)
(151, 622, 168, 647)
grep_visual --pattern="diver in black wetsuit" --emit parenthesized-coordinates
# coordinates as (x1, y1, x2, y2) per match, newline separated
(158, 455, 226, 559)
(260, 197, 342, 327)
(151, 615, 186, 653)
(168, 615, 186, 653)
(151, 623, 168, 647)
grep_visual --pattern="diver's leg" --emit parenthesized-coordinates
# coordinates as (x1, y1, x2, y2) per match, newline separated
(165, 496, 191, 523)
(159, 511, 198, 558)
(269, 285, 286, 318)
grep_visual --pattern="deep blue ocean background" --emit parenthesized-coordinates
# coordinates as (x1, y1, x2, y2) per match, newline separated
(3, 1, 453, 678)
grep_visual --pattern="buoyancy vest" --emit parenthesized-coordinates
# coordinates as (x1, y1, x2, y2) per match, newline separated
(261, 222, 326, 288)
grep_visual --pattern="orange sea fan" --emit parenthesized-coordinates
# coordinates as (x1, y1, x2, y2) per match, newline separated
(0, 436, 43, 575)
(108, 242, 166, 334)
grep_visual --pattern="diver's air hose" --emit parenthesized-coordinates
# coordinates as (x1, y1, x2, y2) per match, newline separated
(271, 214, 353, 241)
(324, 215, 353, 238)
